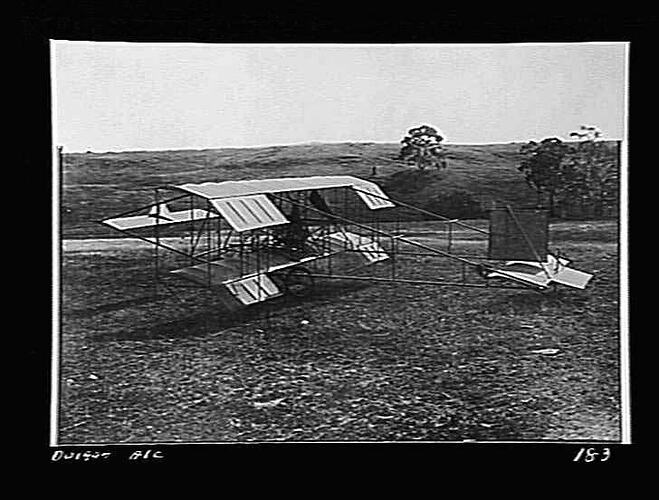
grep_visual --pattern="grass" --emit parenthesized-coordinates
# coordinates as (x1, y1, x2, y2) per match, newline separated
(58, 141, 622, 443)
(57, 220, 621, 443)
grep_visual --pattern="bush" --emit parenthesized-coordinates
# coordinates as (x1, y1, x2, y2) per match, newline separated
(381, 170, 434, 194)
(424, 190, 486, 219)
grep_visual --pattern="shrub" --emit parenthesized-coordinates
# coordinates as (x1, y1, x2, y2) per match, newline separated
(424, 190, 486, 219)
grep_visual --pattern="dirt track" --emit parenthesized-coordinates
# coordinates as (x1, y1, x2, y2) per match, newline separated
(62, 237, 617, 253)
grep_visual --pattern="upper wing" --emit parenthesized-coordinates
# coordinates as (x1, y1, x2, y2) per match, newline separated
(102, 207, 219, 231)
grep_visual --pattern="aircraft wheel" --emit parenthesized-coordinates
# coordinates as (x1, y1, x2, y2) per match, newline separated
(283, 267, 314, 298)
(474, 264, 490, 279)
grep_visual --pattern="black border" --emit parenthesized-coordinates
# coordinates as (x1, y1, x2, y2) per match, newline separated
(22, 2, 648, 468)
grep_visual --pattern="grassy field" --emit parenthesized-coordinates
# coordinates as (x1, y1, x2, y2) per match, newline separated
(57, 220, 620, 443)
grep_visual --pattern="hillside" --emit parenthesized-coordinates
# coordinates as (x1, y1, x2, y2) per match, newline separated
(59, 141, 616, 238)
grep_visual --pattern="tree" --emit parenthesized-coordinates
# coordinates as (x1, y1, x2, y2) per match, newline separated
(568, 124, 601, 141)
(566, 125, 619, 217)
(518, 126, 620, 219)
(517, 137, 570, 216)
(400, 125, 446, 170)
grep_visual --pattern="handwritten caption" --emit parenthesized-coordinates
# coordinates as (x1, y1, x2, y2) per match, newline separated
(51, 449, 164, 462)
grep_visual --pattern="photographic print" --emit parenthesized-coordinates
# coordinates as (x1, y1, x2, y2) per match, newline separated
(51, 42, 629, 446)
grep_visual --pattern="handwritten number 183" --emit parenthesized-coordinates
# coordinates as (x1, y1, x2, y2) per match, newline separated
(573, 447, 611, 462)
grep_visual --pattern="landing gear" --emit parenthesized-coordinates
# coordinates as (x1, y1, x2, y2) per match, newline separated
(474, 263, 491, 279)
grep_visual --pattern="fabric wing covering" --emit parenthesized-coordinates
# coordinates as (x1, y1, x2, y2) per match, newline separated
(176, 176, 395, 209)
(171, 176, 396, 232)
(102, 207, 219, 231)
(103, 177, 395, 233)
(352, 183, 395, 209)
(487, 254, 593, 290)
(210, 194, 289, 232)
(324, 231, 389, 263)
(226, 274, 282, 305)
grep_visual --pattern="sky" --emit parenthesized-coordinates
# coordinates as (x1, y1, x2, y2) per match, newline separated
(52, 42, 628, 152)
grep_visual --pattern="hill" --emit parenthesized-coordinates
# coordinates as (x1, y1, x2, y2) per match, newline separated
(60, 141, 616, 238)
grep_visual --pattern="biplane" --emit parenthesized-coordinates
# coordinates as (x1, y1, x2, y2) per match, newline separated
(100, 175, 593, 312)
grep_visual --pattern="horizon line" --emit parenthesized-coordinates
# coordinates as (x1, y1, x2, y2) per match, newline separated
(60, 137, 623, 155)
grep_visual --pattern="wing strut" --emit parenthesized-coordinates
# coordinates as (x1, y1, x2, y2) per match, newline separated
(268, 193, 540, 290)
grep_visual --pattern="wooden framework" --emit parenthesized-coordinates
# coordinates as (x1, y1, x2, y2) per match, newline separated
(99, 176, 591, 313)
